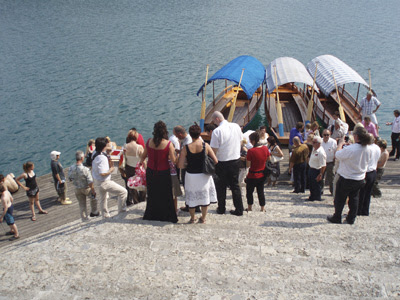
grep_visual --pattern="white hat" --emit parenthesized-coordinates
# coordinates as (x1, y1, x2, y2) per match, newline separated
(50, 151, 61, 160)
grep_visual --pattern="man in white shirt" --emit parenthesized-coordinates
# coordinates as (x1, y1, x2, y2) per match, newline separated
(307, 136, 326, 201)
(360, 91, 381, 126)
(358, 139, 381, 216)
(210, 111, 244, 216)
(327, 126, 372, 225)
(386, 109, 400, 160)
(92, 137, 127, 218)
(321, 129, 337, 195)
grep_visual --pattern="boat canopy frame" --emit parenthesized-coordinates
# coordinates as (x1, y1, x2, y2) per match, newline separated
(265, 56, 319, 94)
(197, 55, 266, 101)
(306, 54, 372, 97)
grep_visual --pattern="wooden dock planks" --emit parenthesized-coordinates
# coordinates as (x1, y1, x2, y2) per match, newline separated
(1, 152, 398, 248)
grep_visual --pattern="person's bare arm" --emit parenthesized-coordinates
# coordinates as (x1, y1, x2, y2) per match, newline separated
(316, 166, 326, 182)
(206, 144, 218, 164)
(168, 143, 176, 164)
(274, 146, 284, 157)
(139, 145, 148, 165)
(0, 196, 6, 222)
(212, 148, 218, 156)
(377, 152, 389, 169)
(15, 173, 29, 191)
(177, 146, 187, 169)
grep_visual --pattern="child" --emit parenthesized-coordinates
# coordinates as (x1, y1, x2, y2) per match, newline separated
(0, 184, 20, 241)
(16, 162, 48, 221)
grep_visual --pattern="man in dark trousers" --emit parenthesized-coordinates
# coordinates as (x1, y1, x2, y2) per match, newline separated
(289, 137, 309, 193)
(210, 111, 244, 216)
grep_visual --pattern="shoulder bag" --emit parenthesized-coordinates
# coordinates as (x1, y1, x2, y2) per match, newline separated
(202, 142, 215, 175)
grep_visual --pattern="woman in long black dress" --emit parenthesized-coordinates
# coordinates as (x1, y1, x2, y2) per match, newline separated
(140, 121, 178, 223)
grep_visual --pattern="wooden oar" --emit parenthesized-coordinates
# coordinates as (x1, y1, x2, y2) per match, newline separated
(368, 68, 372, 92)
(227, 68, 245, 122)
(332, 70, 346, 122)
(200, 64, 209, 132)
(274, 65, 284, 137)
(306, 62, 318, 125)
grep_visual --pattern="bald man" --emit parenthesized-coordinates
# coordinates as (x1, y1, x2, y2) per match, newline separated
(210, 112, 244, 216)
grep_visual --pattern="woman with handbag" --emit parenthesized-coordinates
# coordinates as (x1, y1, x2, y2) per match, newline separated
(120, 129, 145, 206)
(245, 131, 270, 212)
(178, 125, 218, 224)
(266, 136, 284, 187)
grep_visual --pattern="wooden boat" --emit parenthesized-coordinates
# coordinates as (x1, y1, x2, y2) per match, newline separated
(197, 55, 265, 136)
(264, 57, 318, 144)
(306, 55, 373, 130)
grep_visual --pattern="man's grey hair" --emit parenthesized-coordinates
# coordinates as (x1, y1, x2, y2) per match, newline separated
(293, 136, 301, 145)
(313, 136, 323, 144)
(334, 120, 341, 125)
(76, 150, 85, 161)
(173, 125, 186, 135)
(367, 91, 373, 96)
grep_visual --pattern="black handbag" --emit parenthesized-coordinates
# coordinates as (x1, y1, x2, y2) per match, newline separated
(202, 142, 215, 175)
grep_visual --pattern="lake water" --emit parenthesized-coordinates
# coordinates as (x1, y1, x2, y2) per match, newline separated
(1, 0, 399, 176)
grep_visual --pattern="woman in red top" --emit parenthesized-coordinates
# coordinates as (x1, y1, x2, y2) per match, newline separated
(140, 121, 177, 223)
(246, 131, 270, 212)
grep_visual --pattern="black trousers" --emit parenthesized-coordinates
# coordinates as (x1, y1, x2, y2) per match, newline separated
(293, 162, 306, 193)
(358, 170, 377, 216)
(308, 168, 322, 201)
(215, 159, 243, 214)
(246, 177, 266, 207)
(333, 176, 364, 222)
(390, 132, 400, 158)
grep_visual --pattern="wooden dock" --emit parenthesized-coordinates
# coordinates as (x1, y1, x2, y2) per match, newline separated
(1, 150, 398, 248)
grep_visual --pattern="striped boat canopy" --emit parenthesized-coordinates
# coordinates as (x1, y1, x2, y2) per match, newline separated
(266, 57, 319, 94)
(197, 55, 265, 100)
(306, 54, 369, 97)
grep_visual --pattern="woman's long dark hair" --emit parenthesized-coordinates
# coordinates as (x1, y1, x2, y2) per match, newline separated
(153, 121, 168, 147)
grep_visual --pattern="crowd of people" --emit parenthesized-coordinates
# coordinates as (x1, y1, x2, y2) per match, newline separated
(1, 99, 399, 239)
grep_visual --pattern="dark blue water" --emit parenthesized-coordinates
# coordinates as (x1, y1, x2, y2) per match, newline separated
(1, 0, 399, 176)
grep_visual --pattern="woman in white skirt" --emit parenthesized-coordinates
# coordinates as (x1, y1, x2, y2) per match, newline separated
(178, 125, 218, 223)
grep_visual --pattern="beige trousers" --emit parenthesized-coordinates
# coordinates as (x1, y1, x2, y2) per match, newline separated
(94, 180, 127, 217)
(74, 187, 98, 221)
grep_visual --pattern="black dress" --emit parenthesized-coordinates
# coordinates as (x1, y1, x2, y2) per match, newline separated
(143, 140, 178, 223)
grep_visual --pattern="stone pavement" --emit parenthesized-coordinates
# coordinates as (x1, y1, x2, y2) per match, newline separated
(0, 186, 399, 299)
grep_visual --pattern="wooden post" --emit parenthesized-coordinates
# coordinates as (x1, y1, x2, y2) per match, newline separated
(227, 69, 245, 122)
(213, 82, 215, 106)
(355, 83, 360, 107)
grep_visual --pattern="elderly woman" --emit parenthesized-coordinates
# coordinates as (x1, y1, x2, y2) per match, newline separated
(178, 125, 218, 223)
(120, 129, 145, 206)
(266, 136, 283, 187)
(140, 121, 177, 223)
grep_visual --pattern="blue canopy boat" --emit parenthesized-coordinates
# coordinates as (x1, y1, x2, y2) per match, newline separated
(197, 55, 265, 130)
(306, 54, 373, 130)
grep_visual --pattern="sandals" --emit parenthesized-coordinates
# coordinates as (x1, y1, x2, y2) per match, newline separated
(39, 210, 48, 214)
(9, 236, 20, 241)
(198, 217, 206, 224)
(31, 216, 36, 221)
(188, 218, 197, 224)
